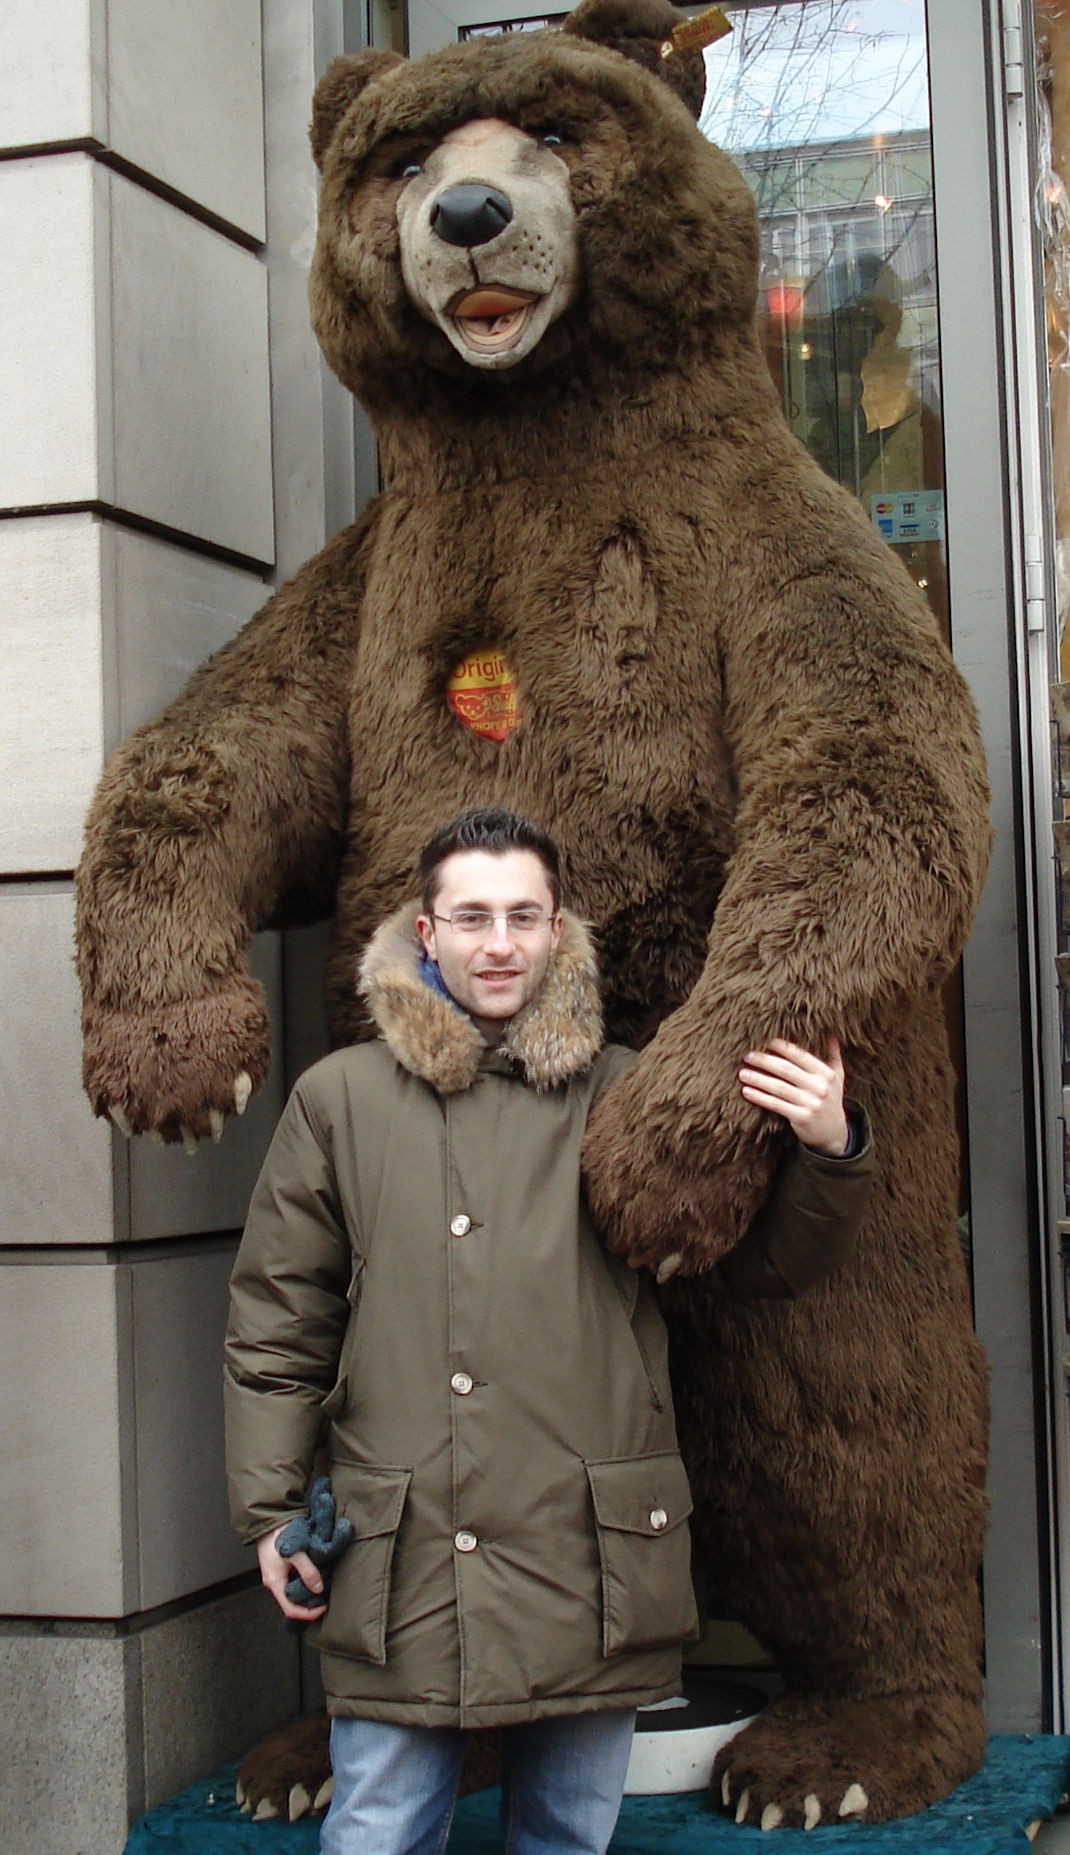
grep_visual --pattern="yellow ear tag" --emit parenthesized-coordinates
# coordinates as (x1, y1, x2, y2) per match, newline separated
(659, 5, 732, 58)
(446, 648, 520, 743)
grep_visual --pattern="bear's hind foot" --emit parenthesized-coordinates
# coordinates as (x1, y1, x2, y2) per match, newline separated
(234, 1713, 503, 1820)
(712, 1689, 986, 1828)
(235, 1712, 332, 1820)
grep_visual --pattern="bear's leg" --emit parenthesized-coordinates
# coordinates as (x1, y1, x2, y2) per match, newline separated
(692, 1371, 988, 1826)
(670, 1192, 989, 1826)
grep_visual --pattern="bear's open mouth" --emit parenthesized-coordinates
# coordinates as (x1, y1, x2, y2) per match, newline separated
(450, 286, 539, 352)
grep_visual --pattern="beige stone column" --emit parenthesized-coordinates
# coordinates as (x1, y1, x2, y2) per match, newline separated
(0, 2, 353, 1845)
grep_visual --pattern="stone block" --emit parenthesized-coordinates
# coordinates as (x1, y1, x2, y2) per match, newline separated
(0, 1626, 135, 1855)
(0, 0, 97, 153)
(0, 514, 105, 873)
(129, 1243, 249, 1609)
(108, 525, 268, 746)
(0, 884, 115, 1250)
(0, 155, 102, 510)
(139, 1585, 301, 1810)
(0, 1590, 301, 1850)
(0, 1261, 127, 1615)
(108, 168, 274, 561)
(0, 156, 273, 562)
(106, 0, 265, 238)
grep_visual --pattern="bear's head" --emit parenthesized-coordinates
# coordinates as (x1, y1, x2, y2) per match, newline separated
(307, 0, 760, 417)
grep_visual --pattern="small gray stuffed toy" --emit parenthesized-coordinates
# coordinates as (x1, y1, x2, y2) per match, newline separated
(276, 1476, 354, 1626)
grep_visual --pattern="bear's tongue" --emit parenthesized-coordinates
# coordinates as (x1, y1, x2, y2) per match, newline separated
(451, 287, 537, 350)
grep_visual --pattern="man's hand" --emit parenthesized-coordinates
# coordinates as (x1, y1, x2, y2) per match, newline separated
(738, 1036, 850, 1156)
(256, 1527, 328, 1623)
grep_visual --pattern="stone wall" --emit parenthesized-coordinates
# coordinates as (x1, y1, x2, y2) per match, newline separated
(0, 1, 358, 1845)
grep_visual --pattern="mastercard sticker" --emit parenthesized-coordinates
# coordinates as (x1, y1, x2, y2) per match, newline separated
(446, 648, 520, 743)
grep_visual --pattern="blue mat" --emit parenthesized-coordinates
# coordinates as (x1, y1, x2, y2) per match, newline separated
(125, 1737, 1070, 1852)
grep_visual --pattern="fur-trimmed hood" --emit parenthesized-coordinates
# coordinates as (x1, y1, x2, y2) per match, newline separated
(358, 904, 603, 1093)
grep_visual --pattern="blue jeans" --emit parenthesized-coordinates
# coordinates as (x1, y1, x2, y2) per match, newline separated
(321, 1710, 636, 1855)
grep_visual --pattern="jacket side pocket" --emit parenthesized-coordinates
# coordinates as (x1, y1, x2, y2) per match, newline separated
(585, 1452, 699, 1657)
(310, 1460, 411, 1665)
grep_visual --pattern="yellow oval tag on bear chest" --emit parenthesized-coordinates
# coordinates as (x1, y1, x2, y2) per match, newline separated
(446, 648, 520, 743)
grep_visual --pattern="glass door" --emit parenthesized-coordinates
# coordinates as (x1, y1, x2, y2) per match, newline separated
(699, 3, 948, 642)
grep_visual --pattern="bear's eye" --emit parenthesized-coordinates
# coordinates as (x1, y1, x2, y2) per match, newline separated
(388, 148, 430, 181)
(538, 130, 564, 148)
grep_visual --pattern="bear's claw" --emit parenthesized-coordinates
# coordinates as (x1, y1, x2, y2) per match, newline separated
(288, 1783, 312, 1821)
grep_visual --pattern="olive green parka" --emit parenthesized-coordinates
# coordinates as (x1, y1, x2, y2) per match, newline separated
(224, 907, 871, 1726)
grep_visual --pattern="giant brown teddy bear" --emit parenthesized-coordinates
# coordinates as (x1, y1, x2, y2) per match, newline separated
(75, 0, 992, 1829)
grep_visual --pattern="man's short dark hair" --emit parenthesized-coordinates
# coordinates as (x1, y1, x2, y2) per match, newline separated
(419, 808, 562, 912)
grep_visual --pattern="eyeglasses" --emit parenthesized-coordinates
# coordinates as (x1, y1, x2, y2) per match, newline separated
(432, 908, 557, 937)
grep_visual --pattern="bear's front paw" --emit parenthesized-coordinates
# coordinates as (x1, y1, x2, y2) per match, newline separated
(582, 1105, 774, 1275)
(82, 974, 271, 1149)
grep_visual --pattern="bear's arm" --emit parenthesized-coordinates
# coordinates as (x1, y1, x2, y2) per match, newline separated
(583, 566, 990, 1272)
(75, 511, 379, 1139)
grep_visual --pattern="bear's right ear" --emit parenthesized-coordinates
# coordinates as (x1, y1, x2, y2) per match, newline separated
(310, 51, 407, 169)
(562, 0, 715, 119)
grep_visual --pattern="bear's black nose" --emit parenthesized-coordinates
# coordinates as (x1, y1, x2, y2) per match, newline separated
(431, 185, 513, 248)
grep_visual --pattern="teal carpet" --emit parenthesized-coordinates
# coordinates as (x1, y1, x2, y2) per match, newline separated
(125, 1737, 1070, 1852)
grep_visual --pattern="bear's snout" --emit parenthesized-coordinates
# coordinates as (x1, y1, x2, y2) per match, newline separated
(432, 185, 514, 249)
(395, 116, 580, 370)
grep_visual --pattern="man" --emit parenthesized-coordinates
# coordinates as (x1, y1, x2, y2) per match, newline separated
(225, 807, 871, 1855)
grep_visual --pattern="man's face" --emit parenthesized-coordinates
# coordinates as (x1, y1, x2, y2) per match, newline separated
(416, 848, 564, 1041)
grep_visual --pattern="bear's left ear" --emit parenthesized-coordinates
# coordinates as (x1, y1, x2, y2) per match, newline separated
(310, 50, 407, 168)
(561, 0, 726, 119)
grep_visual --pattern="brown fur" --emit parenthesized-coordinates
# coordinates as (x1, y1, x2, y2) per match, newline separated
(75, 0, 991, 1824)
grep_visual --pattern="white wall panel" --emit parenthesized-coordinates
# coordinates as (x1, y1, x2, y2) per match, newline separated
(107, 526, 268, 748)
(0, 512, 270, 871)
(0, 155, 102, 509)
(106, 0, 266, 240)
(0, 0, 98, 151)
(129, 1244, 248, 1608)
(0, 1262, 125, 1614)
(109, 171, 274, 562)
(0, 885, 114, 1249)
(0, 513, 104, 872)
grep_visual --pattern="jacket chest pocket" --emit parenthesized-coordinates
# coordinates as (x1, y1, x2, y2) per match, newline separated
(311, 1458, 411, 1665)
(585, 1452, 699, 1657)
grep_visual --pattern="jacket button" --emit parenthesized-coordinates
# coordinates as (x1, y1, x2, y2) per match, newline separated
(451, 1372, 474, 1395)
(450, 1214, 472, 1237)
(454, 1530, 478, 1552)
(650, 1508, 669, 1531)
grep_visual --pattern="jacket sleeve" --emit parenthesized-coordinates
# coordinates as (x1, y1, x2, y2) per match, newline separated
(718, 1108, 874, 1300)
(224, 1078, 352, 1543)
